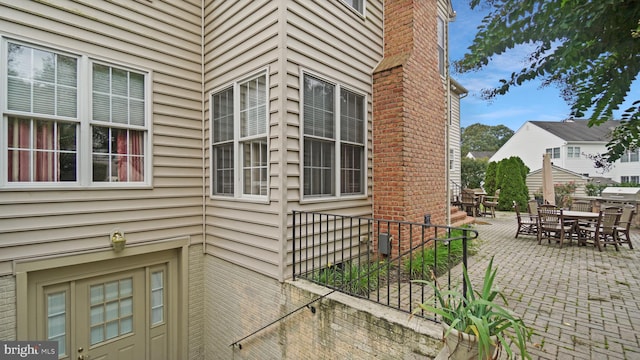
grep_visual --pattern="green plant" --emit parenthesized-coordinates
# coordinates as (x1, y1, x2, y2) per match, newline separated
(312, 260, 387, 296)
(585, 182, 607, 196)
(412, 257, 532, 360)
(404, 227, 478, 280)
(555, 181, 578, 208)
(493, 157, 529, 211)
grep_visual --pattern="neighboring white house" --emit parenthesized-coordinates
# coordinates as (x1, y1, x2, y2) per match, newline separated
(466, 151, 495, 160)
(490, 120, 640, 183)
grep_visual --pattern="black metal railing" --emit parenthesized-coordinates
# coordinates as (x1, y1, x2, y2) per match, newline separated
(450, 179, 463, 206)
(292, 210, 478, 319)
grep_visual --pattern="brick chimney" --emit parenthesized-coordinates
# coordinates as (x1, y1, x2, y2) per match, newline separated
(372, 0, 447, 254)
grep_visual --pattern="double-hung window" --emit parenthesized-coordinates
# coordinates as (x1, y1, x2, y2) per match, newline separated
(449, 148, 454, 170)
(6, 41, 79, 183)
(302, 73, 365, 198)
(621, 176, 640, 184)
(567, 146, 580, 159)
(2, 39, 149, 187)
(546, 147, 560, 159)
(211, 71, 268, 198)
(621, 149, 640, 163)
(437, 16, 445, 76)
(91, 63, 146, 183)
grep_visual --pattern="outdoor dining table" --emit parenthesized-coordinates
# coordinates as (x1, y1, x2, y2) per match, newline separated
(561, 210, 600, 221)
(561, 210, 601, 244)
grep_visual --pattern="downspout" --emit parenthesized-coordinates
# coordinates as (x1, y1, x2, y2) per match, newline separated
(201, 0, 207, 254)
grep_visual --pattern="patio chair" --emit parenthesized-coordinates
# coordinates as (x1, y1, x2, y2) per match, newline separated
(537, 204, 573, 247)
(615, 205, 636, 249)
(513, 201, 537, 238)
(527, 199, 539, 221)
(577, 208, 621, 251)
(567, 200, 593, 235)
(482, 189, 500, 218)
(460, 189, 480, 217)
(570, 200, 592, 212)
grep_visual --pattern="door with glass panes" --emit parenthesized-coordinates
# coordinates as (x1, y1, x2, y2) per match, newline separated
(36, 260, 169, 360)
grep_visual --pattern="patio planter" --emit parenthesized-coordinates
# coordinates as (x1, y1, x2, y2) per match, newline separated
(442, 323, 498, 360)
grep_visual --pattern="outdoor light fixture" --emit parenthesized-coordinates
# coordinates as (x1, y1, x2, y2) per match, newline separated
(110, 230, 126, 252)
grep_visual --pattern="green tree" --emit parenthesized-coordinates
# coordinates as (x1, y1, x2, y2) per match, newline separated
(456, 0, 640, 162)
(461, 157, 487, 188)
(494, 157, 529, 211)
(483, 161, 497, 197)
(461, 123, 514, 156)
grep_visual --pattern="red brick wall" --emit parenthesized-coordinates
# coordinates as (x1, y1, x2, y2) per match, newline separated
(373, 0, 447, 255)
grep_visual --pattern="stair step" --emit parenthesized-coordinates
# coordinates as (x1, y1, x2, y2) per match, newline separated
(450, 207, 475, 227)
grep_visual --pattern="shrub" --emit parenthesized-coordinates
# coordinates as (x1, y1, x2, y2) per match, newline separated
(404, 227, 478, 280)
(495, 157, 529, 211)
(555, 181, 577, 208)
(312, 260, 387, 296)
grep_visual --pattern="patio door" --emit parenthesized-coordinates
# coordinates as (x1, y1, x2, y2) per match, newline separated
(31, 252, 173, 360)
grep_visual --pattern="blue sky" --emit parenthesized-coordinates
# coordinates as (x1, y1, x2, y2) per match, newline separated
(448, 0, 639, 131)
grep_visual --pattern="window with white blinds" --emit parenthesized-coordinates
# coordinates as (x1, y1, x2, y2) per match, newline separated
(2, 39, 150, 187)
(5, 41, 79, 183)
(302, 73, 365, 198)
(91, 63, 146, 183)
(211, 70, 268, 198)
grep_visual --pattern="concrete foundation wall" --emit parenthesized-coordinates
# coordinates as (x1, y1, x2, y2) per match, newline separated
(205, 256, 443, 359)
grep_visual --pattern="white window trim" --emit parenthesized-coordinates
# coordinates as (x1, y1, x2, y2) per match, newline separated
(567, 146, 580, 159)
(339, 0, 366, 18)
(546, 147, 560, 159)
(209, 67, 270, 202)
(299, 69, 368, 203)
(0, 36, 153, 189)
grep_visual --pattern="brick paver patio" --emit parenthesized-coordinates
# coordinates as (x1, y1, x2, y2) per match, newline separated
(467, 210, 640, 360)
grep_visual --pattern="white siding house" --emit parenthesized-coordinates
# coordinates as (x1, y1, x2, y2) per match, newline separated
(491, 120, 640, 183)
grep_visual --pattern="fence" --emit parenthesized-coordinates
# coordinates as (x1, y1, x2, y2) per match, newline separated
(291, 210, 479, 318)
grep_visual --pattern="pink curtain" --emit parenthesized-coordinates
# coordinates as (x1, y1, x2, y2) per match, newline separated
(129, 131, 143, 181)
(116, 130, 143, 182)
(35, 121, 56, 181)
(8, 119, 30, 181)
(8, 119, 57, 182)
(117, 130, 128, 182)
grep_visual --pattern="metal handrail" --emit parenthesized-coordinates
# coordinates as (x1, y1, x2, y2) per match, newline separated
(229, 211, 478, 349)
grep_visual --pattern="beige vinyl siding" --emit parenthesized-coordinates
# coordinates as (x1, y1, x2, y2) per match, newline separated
(527, 167, 588, 199)
(203, 0, 282, 278)
(282, 0, 383, 278)
(284, 0, 383, 204)
(203, 0, 383, 280)
(449, 93, 462, 186)
(0, 0, 204, 274)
